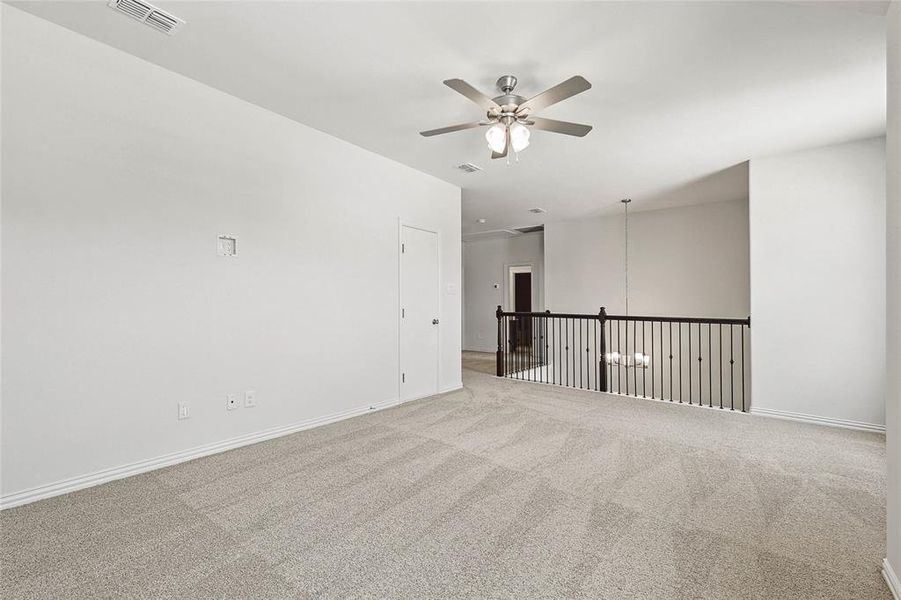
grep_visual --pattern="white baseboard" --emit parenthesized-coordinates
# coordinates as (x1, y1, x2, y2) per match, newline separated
(884, 558, 901, 600)
(503, 375, 753, 417)
(0, 392, 433, 511)
(398, 383, 464, 405)
(1, 383, 468, 510)
(750, 406, 885, 433)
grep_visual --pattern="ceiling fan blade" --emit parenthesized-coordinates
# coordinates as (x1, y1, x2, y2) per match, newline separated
(491, 128, 510, 159)
(528, 117, 593, 137)
(444, 79, 500, 112)
(419, 121, 485, 137)
(516, 76, 591, 114)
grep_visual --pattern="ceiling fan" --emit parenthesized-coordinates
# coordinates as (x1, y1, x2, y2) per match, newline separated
(420, 75, 593, 159)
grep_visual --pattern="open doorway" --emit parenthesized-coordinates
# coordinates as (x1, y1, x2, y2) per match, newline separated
(507, 265, 532, 352)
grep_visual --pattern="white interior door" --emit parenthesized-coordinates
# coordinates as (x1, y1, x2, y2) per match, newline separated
(400, 225, 439, 401)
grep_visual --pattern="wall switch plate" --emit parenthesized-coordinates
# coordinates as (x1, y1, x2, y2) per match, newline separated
(226, 394, 238, 411)
(244, 390, 256, 408)
(178, 401, 190, 420)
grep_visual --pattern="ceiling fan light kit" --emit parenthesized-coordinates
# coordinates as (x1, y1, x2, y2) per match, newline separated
(420, 74, 593, 161)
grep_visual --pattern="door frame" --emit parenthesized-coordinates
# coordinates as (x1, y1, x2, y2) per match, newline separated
(506, 263, 533, 312)
(398, 220, 441, 402)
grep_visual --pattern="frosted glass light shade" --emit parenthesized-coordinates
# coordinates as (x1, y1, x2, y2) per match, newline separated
(509, 122, 531, 152)
(485, 123, 507, 154)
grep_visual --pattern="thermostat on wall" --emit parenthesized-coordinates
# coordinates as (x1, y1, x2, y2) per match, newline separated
(217, 235, 237, 257)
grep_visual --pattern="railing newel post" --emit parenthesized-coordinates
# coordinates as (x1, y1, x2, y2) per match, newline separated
(599, 307, 608, 392)
(495, 305, 504, 377)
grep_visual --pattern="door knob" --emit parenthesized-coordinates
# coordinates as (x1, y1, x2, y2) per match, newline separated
(432, 318, 440, 325)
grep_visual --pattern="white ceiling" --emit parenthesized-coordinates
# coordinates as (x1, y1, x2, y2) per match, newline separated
(11, 1, 886, 233)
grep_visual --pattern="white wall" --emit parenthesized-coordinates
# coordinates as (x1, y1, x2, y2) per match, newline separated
(886, 0, 901, 589)
(545, 199, 750, 318)
(749, 138, 886, 429)
(0, 6, 461, 502)
(463, 232, 543, 353)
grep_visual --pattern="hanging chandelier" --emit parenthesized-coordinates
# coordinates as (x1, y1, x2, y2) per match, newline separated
(605, 351, 651, 369)
(605, 198, 650, 370)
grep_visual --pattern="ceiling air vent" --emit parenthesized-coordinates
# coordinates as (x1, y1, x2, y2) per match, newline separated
(528, 207, 546, 214)
(108, 0, 185, 35)
(456, 163, 482, 173)
(515, 225, 545, 234)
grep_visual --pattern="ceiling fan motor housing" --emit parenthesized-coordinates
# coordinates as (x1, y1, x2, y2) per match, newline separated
(491, 75, 525, 118)
(496, 75, 518, 93)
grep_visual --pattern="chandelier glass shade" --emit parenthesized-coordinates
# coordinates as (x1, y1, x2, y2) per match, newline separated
(605, 352, 651, 369)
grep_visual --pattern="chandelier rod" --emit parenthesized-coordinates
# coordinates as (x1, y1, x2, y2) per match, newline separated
(622, 198, 631, 316)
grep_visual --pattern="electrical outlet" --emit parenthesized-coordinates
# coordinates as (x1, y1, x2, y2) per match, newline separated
(244, 390, 256, 408)
(178, 401, 190, 420)
(226, 394, 238, 411)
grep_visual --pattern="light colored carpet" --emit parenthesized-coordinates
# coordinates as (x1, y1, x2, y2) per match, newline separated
(1, 355, 889, 599)
(462, 350, 497, 375)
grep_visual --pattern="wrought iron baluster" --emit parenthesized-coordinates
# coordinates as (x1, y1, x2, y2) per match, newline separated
(571, 318, 575, 388)
(565, 318, 569, 387)
(551, 316, 555, 385)
(598, 317, 603, 391)
(679, 322, 683, 403)
(558, 316, 562, 386)
(617, 319, 622, 394)
(669, 322, 674, 402)
(593, 318, 597, 391)
(730, 324, 735, 411)
(503, 314, 508, 377)
(624, 319, 629, 396)
(650, 321, 655, 399)
(697, 323, 702, 406)
(688, 322, 693, 405)
(718, 324, 723, 409)
(586, 319, 591, 390)
(632, 320, 638, 396)
(544, 310, 551, 383)
(708, 324, 712, 408)
(741, 325, 746, 412)
(584, 319, 590, 390)
(579, 318, 584, 389)
(610, 318, 614, 393)
(530, 316, 535, 382)
(642, 321, 646, 397)
(519, 317, 524, 380)
(505, 314, 510, 378)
